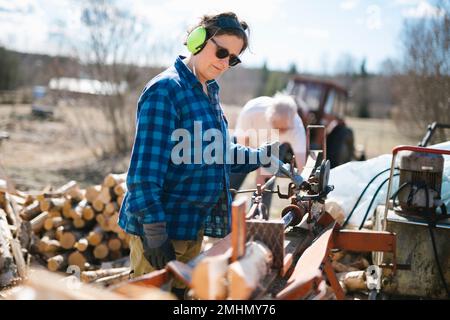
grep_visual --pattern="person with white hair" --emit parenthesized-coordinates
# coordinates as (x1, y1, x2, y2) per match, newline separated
(230, 93, 307, 206)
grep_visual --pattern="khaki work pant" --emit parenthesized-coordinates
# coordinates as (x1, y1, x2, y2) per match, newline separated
(129, 230, 203, 289)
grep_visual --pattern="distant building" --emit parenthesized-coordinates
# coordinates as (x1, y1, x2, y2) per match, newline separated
(48, 77, 128, 96)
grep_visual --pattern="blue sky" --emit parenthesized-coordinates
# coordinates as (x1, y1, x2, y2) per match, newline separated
(0, 0, 444, 74)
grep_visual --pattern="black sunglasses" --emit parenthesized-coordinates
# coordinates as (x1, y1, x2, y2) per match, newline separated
(210, 37, 241, 67)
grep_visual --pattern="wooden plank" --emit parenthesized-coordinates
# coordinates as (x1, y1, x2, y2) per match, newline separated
(231, 198, 247, 262)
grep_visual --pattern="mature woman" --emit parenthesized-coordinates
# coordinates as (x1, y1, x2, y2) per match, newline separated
(118, 12, 278, 299)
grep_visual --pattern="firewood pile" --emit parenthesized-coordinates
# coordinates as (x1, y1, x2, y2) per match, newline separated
(0, 173, 132, 289)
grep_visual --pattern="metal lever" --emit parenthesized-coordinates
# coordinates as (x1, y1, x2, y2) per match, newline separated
(271, 155, 304, 187)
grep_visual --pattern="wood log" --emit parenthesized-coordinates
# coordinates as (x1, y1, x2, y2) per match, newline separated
(228, 241, 273, 300)
(96, 213, 105, 226)
(80, 267, 130, 283)
(116, 195, 124, 207)
(103, 202, 118, 217)
(39, 197, 64, 212)
(68, 251, 87, 271)
(0, 208, 18, 286)
(55, 181, 84, 201)
(117, 229, 127, 240)
(21, 194, 35, 207)
(71, 200, 85, 220)
(10, 238, 27, 278)
(37, 236, 61, 254)
(93, 243, 109, 260)
(231, 198, 246, 262)
(87, 227, 104, 246)
(59, 231, 82, 250)
(108, 212, 120, 232)
(331, 261, 359, 273)
(96, 214, 111, 231)
(47, 253, 69, 272)
(55, 225, 67, 241)
(96, 186, 113, 205)
(103, 173, 126, 188)
(55, 180, 78, 194)
(74, 238, 89, 252)
(3, 193, 21, 229)
(92, 199, 105, 212)
(94, 269, 130, 287)
(337, 270, 367, 292)
(107, 238, 122, 252)
(191, 250, 231, 300)
(36, 193, 49, 203)
(0, 191, 5, 207)
(62, 198, 76, 219)
(82, 205, 95, 221)
(48, 208, 62, 218)
(20, 200, 41, 221)
(113, 182, 126, 196)
(85, 185, 101, 204)
(43, 216, 68, 231)
(68, 188, 85, 202)
(72, 217, 86, 229)
(30, 211, 49, 233)
(5, 193, 26, 207)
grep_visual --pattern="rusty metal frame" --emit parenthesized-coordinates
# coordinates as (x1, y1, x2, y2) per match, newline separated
(331, 229, 397, 273)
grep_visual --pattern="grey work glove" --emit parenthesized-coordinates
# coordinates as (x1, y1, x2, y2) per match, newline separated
(259, 141, 304, 186)
(141, 222, 176, 270)
(259, 141, 281, 171)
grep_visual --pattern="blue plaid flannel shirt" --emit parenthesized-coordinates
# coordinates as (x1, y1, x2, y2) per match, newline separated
(118, 56, 264, 240)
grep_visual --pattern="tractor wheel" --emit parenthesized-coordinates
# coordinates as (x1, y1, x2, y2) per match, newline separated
(326, 126, 355, 168)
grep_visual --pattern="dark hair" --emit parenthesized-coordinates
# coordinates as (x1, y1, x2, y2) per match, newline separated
(187, 12, 250, 53)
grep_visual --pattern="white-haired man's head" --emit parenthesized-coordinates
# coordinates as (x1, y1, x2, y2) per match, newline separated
(265, 93, 298, 131)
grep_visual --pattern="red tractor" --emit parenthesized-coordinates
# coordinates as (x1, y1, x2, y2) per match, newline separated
(286, 75, 358, 168)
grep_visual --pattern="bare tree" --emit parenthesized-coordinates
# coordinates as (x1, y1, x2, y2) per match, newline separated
(393, 0, 450, 141)
(76, 0, 148, 155)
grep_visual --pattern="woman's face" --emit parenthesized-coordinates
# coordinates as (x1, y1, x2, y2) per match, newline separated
(194, 34, 244, 82)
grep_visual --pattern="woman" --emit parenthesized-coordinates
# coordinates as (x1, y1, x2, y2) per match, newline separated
(118, 12, 278, 299)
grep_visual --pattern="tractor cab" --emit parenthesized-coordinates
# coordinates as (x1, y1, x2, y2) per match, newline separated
(285, 76, 355, 168)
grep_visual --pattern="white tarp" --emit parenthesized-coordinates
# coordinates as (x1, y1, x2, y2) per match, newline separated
(327, 141, 450, 227)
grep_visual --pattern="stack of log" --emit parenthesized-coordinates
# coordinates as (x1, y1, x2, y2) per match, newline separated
(0, 173, 132, 288)
(0, 180, 28, 288)
(22, 174, 131, 274)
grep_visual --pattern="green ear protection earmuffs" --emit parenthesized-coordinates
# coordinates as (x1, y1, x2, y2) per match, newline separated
(186, 16, 246, 55)
(186, 26, 208, 54)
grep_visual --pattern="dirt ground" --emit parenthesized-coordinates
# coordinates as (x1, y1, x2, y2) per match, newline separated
(0, 104, 129, 191)
(0, 103, 419, 194)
